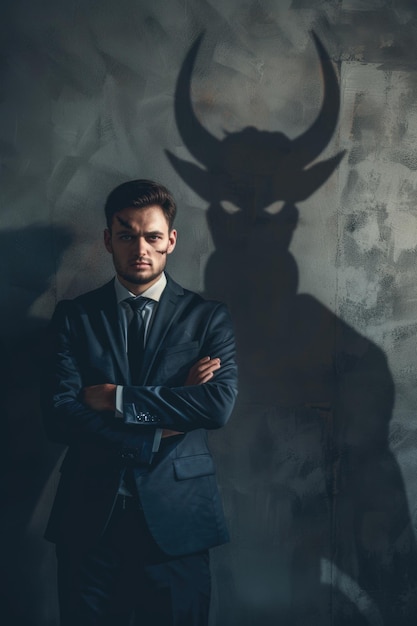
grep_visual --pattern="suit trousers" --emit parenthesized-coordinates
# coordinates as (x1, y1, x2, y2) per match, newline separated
(56, 497, 211, 626)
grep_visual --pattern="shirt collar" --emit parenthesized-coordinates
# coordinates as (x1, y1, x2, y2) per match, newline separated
(114, 272, 167, 305)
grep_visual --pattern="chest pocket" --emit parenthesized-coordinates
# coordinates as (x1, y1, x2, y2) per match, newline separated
(154, 340, 200, 384)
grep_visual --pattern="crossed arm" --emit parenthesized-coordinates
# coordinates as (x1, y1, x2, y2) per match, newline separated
(42, 300, 237, 461)
(83, 356, 221, 438)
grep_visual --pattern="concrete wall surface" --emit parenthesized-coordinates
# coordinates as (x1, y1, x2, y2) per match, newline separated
(1, 1, 417, 624)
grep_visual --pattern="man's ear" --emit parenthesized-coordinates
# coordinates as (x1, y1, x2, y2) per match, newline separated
(166, 229, 177, 255)
(104, 228, 113, 253)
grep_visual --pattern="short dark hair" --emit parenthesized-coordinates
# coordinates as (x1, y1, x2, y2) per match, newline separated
(104, 179, 177, 230)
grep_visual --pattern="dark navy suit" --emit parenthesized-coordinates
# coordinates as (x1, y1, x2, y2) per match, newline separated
(42, 274, 237, 624)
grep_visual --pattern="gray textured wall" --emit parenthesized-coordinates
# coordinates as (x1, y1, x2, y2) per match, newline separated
(2, 1, 417, 624)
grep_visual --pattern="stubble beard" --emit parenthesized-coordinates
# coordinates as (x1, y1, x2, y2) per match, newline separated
(119, 269, 162, 286)
(115, 257, 167, 288)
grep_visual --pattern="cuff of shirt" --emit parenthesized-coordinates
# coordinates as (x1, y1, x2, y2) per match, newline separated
(116, 386, 162, 455)
(115, 385, 124, 417)
(152, 428, 163, 453)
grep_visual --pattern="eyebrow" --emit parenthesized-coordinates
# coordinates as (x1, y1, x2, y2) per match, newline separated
(114, 217, 165, 238)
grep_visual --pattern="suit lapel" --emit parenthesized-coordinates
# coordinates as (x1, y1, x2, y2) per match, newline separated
(141, 276, 184, 384)
(95, 276, 186, 386)
(97, 280, 130, 384)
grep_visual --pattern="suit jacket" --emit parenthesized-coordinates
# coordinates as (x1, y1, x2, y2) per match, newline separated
(42, 275, 238, 556)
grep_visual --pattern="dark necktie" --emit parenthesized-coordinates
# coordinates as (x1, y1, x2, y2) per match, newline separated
(125, 297, 151, 384)
(122, 297, 154, 498)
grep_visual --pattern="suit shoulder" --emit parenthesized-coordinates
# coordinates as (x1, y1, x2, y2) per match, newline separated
(73, 280, 113, 304)
(53, 281, 113, 316)
(180, 286, 229, 316)
(167, 275, 227, 312)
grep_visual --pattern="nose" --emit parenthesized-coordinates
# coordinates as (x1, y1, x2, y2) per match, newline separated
(132, 236, 148, 257)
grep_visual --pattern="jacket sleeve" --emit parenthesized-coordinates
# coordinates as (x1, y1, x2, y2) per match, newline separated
(41, 300, 155, 464)
(122, 303, 238, 431)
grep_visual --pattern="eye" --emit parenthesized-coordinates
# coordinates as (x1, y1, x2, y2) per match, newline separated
(147, 235, 162, 242)
(220, 201, 241, 215)
(264, 201, 285, 215)
(119, 234, 133, 241)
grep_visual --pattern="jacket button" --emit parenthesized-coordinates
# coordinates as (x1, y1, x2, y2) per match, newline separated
(120, 449, 136, 461)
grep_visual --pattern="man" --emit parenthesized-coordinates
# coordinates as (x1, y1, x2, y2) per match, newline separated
(42, 179, 238, 626)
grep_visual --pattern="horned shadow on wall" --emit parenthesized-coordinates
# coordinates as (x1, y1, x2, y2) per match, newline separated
(167, 33, 417, 626)
(0, 224, 72, 624)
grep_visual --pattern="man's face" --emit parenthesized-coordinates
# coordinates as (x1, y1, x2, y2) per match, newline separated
(104, 205, 177, 295)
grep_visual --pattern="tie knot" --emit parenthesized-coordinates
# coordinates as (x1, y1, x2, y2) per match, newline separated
(125, 296, 152, 313)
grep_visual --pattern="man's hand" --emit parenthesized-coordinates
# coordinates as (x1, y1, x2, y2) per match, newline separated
(185, 356, 221, 386)
(162, 356, 221, 438)
(83, 384, 116, 412)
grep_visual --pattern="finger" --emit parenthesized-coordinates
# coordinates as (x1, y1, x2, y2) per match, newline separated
(196, 365, 220, 381)
(187, 359, 208, 376)
(197, 367, 222, 383)
(194, 361, 221, 380)
(195, 358, 221, 374)
(196, 356, 211, 365)
(197, 371, 216, 384)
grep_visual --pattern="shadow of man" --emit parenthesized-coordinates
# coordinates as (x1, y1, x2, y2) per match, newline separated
(167, 33, 417, 626)
(0, 224, 71, 625)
